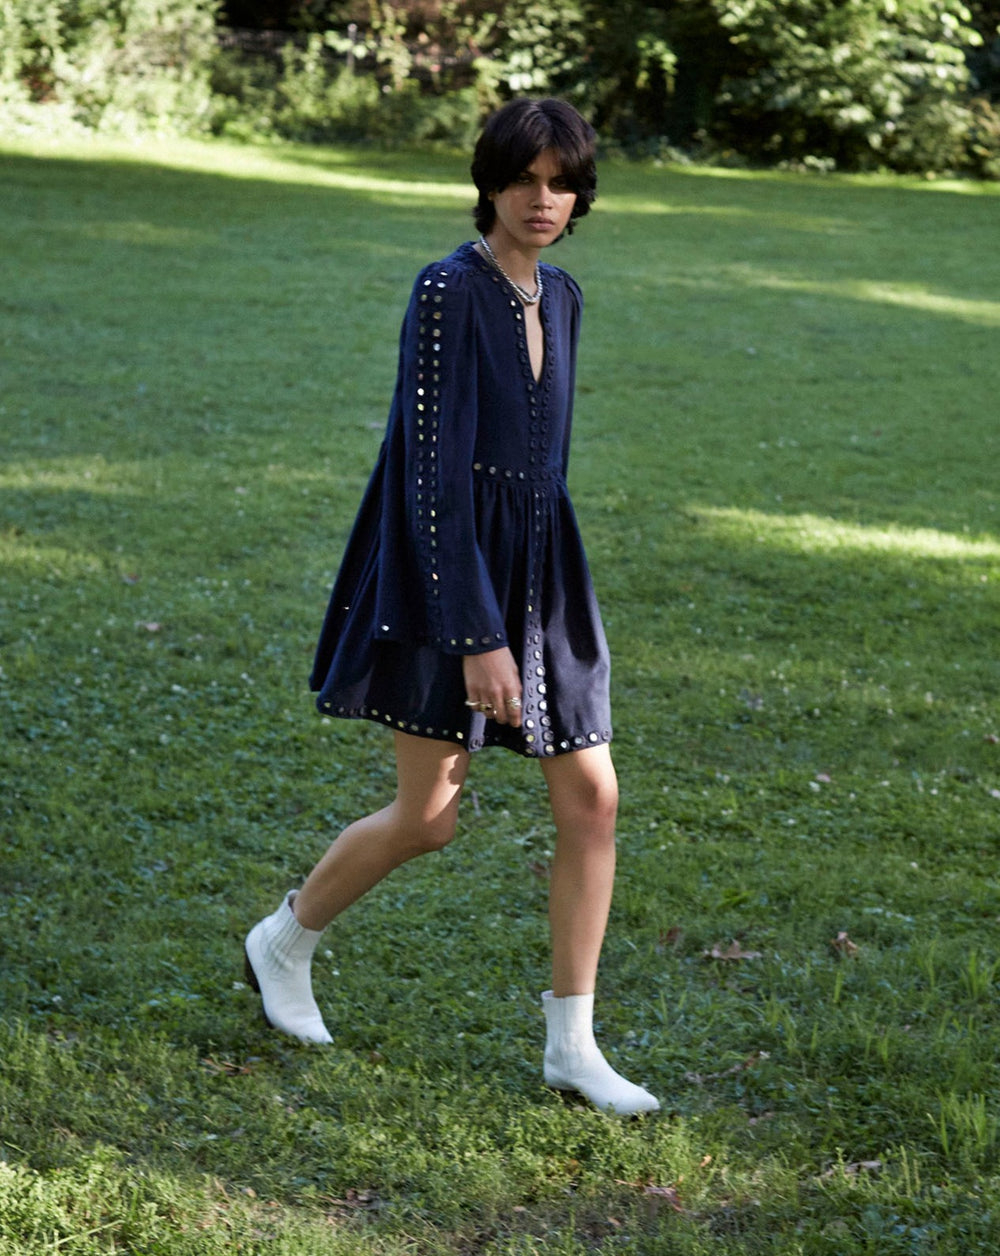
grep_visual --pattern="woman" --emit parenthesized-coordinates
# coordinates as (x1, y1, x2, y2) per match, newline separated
(245, 98, 660, 1116)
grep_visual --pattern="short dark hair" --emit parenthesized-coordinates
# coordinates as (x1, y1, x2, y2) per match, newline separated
(471, 98, 597, 237)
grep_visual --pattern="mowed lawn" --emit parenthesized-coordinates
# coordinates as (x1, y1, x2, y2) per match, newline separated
(1, 135, 999, 1254)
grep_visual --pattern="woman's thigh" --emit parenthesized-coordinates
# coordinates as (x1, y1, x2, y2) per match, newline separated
(391, 730, 472, 849)
(540, 744, 618, 836)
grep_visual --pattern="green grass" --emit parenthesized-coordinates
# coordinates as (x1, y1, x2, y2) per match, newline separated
(2, 132, 1000, 1253)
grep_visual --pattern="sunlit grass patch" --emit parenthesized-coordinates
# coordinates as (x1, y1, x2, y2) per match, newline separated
(692, 506, 1000, 561)
(2, 130, 473, 202)
(0, 538, 107, 577)
(726, 271, 1000, 326)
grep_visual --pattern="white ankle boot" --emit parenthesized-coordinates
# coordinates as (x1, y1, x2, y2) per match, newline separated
(542, 990, 660, 1115)
(244, 892, 333, 1044)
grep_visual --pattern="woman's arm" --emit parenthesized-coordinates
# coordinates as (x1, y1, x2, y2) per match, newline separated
(376, 263, 509, 654)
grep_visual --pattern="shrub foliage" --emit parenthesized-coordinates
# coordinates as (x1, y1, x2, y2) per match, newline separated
(2, 1, 999, 172)
(1, 0, 220, 134)
(707, 0, 999, 175)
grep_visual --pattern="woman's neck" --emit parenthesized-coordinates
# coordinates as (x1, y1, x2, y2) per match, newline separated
(477, 234, 540, 291)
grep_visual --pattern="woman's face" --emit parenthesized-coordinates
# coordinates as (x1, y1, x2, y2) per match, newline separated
(488, 148, 577, 253)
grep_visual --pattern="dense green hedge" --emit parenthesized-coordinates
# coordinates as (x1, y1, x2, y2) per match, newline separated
(2, 0, 999, 175)
(0, 0, 220, 136)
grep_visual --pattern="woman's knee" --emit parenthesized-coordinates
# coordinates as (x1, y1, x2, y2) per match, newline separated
(577, 774, 619, 829)
(388, 800, 460, 855)
(411, 813, 459, 854)
(549, 761, 619, 836)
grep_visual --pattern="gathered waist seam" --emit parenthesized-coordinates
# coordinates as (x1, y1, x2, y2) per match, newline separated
(471, 462, 566, 489)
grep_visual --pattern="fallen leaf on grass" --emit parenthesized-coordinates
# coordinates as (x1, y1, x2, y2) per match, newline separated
(685, 1051, 770, 1085)
(200, 1056, 254, 1076)
(657, 925, 683, 950)
(643, 1184, 685, 1212)
(830, 931, 859, 957)
(820, 1160, 882, 1179)
(528, 860, 550, 879)
(703, 940, 763, 961)
(325, 1188, 381, 1213)
(138, 621, 162, 632)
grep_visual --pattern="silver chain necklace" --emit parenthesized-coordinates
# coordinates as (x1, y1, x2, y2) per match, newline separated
(478, 235, 543, 306)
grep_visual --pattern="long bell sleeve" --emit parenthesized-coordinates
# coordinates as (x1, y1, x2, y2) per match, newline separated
(374, 262, 510, 655)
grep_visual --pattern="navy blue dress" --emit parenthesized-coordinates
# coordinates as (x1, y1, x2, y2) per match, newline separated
(310, 241, 612, 758)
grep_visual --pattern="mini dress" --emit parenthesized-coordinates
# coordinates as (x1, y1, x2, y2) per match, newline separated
(310, 241, 612, 758)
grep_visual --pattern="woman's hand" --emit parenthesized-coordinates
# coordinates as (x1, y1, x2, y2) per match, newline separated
(463, 647, 523, 728)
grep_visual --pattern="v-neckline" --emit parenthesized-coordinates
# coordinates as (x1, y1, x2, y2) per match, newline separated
(466, 241, 549, 388)
(526, 302, 546, 385)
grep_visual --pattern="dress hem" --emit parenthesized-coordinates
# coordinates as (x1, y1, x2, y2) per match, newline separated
(316, 701, 612, 760)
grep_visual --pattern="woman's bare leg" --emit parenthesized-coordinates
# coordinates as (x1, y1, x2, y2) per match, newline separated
(244, 732, 468, 1041)
(538, 744, 659, 1114)
(293, 731, 471, 930)
(540, 744, 618, 996)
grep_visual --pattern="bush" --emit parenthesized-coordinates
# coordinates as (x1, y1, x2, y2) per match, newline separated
(708, 0, 988, 173)
(882, 94, 977, 173)
(967, 94, 1000, 176)
(210, 33, 482, 149)
(2, 0, 998, 176)
(208, 45, 281, 140)
(0, 0, 220, 136)
(276, 65, 480, 149)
